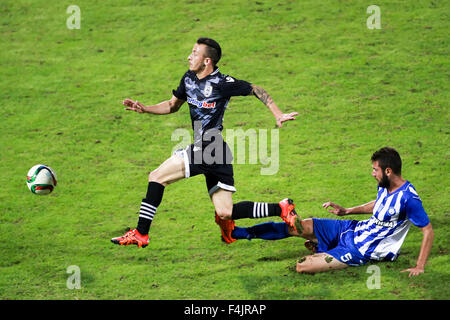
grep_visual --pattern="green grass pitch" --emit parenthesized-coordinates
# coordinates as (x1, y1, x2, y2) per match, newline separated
(0, 0, 449, 300)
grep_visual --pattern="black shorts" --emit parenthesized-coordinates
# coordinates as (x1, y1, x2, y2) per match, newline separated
(173, 141, 236, 196)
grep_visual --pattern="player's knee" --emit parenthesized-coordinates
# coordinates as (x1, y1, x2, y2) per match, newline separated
(296, 257, 306, 273)
(296, 257, 314, 274)
(296, 264, 314, 274)
(148, 170, 158, 182)
(149, 169, 164, 184)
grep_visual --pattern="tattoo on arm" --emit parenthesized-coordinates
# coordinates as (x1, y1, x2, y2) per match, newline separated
(252, 85, 274, 106)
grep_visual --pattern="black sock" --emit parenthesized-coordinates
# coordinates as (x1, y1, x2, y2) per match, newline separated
(231, 201, 281, 220)
(136, 182, 165, 235)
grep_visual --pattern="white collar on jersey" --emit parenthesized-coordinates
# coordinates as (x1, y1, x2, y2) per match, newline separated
(210, 67, 220, 76)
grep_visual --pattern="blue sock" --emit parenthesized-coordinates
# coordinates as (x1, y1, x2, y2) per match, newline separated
(231, 226, 252, 240)
(232, 222, 291, 240)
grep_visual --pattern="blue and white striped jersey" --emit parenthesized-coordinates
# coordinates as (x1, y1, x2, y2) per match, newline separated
(353, 181, 429, 261)
(172, 68, 253, 145)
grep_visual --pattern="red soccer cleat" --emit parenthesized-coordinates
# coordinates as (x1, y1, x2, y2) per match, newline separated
(215, 212, 236, 244)
(111, 228, 149, 248)
(279, 198, 298, 231)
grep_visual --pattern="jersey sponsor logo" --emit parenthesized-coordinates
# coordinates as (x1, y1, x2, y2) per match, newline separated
(372, 217, 395, 228)
(187, 97, 216, 109)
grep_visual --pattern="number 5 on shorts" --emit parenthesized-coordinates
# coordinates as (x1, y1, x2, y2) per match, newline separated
(341, 253, 353, 262)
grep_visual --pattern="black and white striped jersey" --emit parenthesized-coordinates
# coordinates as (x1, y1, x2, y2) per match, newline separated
(172, 67, 253, 144)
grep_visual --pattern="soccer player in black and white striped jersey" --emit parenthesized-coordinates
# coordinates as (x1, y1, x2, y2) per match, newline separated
(111, 37, 298, 247)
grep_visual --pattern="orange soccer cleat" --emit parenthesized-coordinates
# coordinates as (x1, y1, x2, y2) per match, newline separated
(279, 198, 298, 231)
(111, 228, 149, 248)
(215, 212, 236, 244)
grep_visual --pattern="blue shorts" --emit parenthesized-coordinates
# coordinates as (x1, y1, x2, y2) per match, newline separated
(313, 218, 369, 266)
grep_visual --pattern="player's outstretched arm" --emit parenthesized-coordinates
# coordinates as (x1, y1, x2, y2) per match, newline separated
(322, 200, 375, 216)
(123, 95, 185, 115)
(251, 84, 298, 128)
(401, 223, 434, 277)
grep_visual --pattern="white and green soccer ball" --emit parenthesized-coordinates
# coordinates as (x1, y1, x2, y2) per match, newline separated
(26, 164, 57, 195)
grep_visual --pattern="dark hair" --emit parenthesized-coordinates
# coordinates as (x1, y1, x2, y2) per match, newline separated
(371, 147, 402, 175)
(197, 37, 221, 66)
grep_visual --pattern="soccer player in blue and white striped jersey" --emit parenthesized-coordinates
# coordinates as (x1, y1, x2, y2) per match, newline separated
(231, 147, 434, 276)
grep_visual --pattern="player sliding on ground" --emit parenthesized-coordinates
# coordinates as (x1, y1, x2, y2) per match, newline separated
(229, 147, 434, 277)
(111, 37, 298, 247)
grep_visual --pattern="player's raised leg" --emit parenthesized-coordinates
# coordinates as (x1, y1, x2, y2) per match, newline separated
(229, 198, 297, 222)
(111, 154, 186, 247)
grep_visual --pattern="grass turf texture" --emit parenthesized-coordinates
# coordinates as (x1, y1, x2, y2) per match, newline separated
(0, 0, 449, 300)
